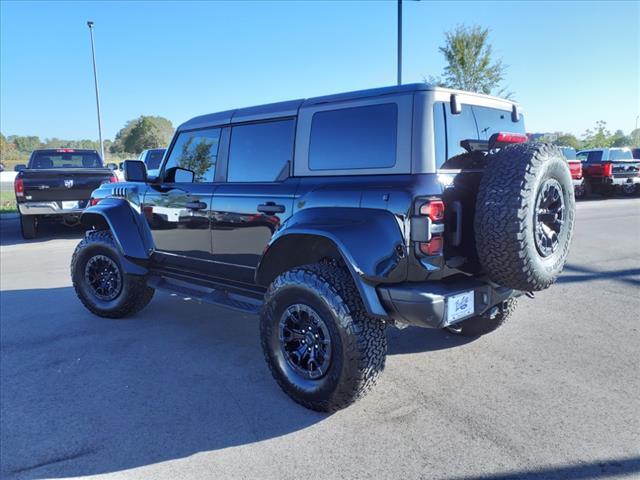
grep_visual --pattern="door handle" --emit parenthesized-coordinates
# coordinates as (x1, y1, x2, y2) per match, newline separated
(185, 201, 207, 210)
(257, 202, 285, 214)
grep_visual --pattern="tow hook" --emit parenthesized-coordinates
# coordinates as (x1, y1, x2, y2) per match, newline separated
(525, 291, 535, 299)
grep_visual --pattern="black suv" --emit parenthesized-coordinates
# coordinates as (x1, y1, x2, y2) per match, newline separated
(71, 84, 575, 411)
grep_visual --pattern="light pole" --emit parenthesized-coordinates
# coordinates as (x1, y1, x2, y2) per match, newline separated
(87, 21, 105, 161)
(397, 0, 402, 85)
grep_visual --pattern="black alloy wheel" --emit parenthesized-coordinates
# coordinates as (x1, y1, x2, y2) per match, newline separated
(534, 178, 565, 258)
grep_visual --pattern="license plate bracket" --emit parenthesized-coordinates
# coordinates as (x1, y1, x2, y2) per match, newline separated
(446, 290, 475, 325)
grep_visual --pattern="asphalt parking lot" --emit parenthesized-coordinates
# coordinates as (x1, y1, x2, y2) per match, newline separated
(1, 198, 639, 480)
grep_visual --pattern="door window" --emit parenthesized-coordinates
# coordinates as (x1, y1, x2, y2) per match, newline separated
(227, 119, 295, 182)
(163, 128, 221, 182)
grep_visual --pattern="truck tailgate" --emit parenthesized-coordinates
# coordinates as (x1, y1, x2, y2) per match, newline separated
(21, 168, 114, 202)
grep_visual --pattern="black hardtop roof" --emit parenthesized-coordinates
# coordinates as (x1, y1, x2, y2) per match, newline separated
(178, 83, 431, 132)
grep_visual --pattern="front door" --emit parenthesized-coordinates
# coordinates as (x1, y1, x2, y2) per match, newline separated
(143, 126, 222, 270)
(210, 118, 298, 286)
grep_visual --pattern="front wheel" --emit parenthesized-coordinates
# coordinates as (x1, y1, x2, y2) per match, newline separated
(71, 230, 154, 318)
(446, 298, 518, 337)
(260, 263, 387, 412)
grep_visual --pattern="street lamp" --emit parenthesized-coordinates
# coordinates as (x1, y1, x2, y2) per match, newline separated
(397, 0, 419, 86)
(86, 20, 105, 161)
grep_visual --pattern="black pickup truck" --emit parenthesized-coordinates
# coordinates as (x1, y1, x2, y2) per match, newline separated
(14, 149, 118, 238)
(71, 84, 575, 411)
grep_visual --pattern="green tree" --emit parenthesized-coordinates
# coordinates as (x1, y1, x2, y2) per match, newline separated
(630, 128, 640, 146)
(111, 116, 174, 155)
(427, 25, 510, 98)
(552, 133, 582, 150)
(610, 130, 632, 147)
(581, 121, 614, 149)
(177, 137, 213, 181)
(12, 135, 41, 153)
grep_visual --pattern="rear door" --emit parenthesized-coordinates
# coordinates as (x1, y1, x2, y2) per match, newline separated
(143, 127, 221, 269)
(210, 118, 298, 286)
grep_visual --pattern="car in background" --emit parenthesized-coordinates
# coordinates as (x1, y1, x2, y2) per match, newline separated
(577, 147, 640, 197)
(560, 147, 585, 199)
(138, 148, 166, 179)
(631, 147, 640, 160)
(14, 149, 118, 238)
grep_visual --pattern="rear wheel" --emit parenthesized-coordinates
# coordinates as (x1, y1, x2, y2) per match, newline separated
(621, 183, 639, 196)
(20, 214, 37, 239)
(71, 230, 154, 318)
(475, 143, 575, 291)
(446, 298, 517, 337)
(260, 263, 386, 412)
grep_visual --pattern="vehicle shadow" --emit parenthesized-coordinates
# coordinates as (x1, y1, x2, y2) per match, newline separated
(0, 286, 468, 479)
(0, 216, 86, 247)
(559, 263, 640, 287)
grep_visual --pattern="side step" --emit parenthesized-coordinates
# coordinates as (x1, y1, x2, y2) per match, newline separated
(147, 275, 263, 315)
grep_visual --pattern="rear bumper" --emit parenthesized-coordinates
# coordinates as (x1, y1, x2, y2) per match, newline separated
(377, 277, 519, 329)
(608, 176, 640, 186)
(18, 201, 87, 216)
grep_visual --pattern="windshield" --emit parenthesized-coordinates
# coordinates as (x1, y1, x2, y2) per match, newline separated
(561, 147, 576, 160)
(29, 151, 102, 169)
(609, 149, 633, 161)
(144, 149, 165, 169)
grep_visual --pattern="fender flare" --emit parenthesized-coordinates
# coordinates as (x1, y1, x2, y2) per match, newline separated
(80, 198, 154, 276)
(256, 207, 408, 318)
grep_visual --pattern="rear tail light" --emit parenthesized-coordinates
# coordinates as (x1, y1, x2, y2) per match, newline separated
(415, 198, 445, 256)
(419, 200, 445, 221)
(602, 163, 613, 177)
(14, 177, 24, 197)
(419, 235, 443, 256)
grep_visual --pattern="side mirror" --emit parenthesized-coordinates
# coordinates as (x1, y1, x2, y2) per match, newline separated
(14, 164, 26, 172)
(123, 160, 148, 183)
(105, 162, 118, 171)
(174, 167, 195, 183)
(450, 94, 462, 115)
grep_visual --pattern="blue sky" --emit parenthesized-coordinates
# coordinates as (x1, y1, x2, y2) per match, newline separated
(1, 0, 638, 140)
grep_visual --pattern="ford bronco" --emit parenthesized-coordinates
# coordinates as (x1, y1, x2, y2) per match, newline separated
(71, 84, 575, 411)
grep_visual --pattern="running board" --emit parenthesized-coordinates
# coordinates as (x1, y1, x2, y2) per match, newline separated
(147, 275, 263, 314)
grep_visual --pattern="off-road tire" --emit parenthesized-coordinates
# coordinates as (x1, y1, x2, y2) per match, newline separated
(446, 298, 517, 337)
(71, 230, 154, 318)
(475, 143, 575, 291)
(20, 214, 37, 239)
(260, 263, 386, 412)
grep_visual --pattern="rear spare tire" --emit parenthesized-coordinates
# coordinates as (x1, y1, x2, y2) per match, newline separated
(475, 143, 575, 291)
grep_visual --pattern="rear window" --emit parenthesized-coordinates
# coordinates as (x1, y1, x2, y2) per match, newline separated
(438, 103, 525, 167)
(561, 147, 577, 160)
(609, 149, 633, 161)
(578, 151, 603, 162)
(144, 150, 165, 169)
(472, 106, 525, 141)
(30, 152, 102, 169)
(309, 103, 397, 170)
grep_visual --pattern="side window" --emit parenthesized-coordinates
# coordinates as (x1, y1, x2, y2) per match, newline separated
(576, 152, 588, 162)
(587, 151, 603, 162)
(163, 128, 221, 182)
(227, 119, 295, 182)
(445, 105, 478, 160)
(472, 106, 525, 140)
(433, 102, 446, 167)
(309, 103, 397, 170)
